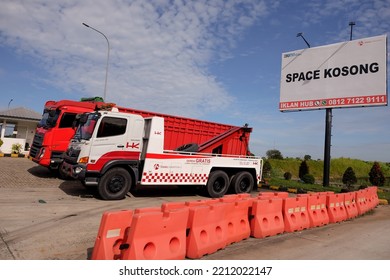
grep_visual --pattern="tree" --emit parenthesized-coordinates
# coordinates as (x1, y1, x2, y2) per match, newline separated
(262, 160, 272, 178)
(342, 167, 357, 189)
(266, 149, 283, 160)
(299, 160, 309, 180)
(304, 154, 311, 161)
(369, 162, 385, 186)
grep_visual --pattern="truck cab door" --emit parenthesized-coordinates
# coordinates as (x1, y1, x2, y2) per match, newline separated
(88, 115, 130, 165)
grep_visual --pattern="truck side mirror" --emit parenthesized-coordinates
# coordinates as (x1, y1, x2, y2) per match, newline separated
(73, 114, 84, 129)
(48, 110, 56, 117)
(79, 114, 88, 124)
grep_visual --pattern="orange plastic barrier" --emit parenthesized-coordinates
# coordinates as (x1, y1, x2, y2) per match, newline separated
(120, 207, 189, 260)
(91, 209, 133, 260)
(161, 201, 187, 211)
(250, 197, 284, 238)
(258, 192, 289, 199)
(327, 193, 348, 223)
(134, 207, 161, 213)
(282, 197, 310, 232)
(344, 192, 359, 219)
(165, 195, 252, 250)
(356, 189, 370, 215)
(299, 194, 329, 227)
(162, 199, 221, 226)
(219, 197, 252, 245)
(317, 191, 334, 195)
(221, 193, 252, 201)
(365, 188, 373, 210)
(186, 202, 228, 259)
(367, 186, 379, 210)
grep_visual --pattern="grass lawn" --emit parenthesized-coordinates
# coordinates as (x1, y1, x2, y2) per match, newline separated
(263, 177, 390, 201)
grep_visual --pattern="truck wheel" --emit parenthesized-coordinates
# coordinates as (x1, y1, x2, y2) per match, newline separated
(206, 170, 229, 198)
(57, 162, 70, 180)
(231, 171, 254, 194)
(98, 167, 131, 200)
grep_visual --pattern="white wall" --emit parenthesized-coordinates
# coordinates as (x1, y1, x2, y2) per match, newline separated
(0, 119, 36, 154)
(0, 138, 26, 154)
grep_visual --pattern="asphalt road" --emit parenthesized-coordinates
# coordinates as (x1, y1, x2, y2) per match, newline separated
(0, 157, 389, 260)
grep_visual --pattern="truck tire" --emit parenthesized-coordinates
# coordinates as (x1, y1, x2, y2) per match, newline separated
(231, 171, 254, 194)
(57, 162, 70, 180)
(206, 170, 229, 198)
(98, 167, 131, 200)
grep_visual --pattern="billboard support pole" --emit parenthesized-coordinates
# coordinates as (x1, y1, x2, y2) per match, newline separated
(323, 108, 332, 186)
(297, 32, 332, 187)
(323, 22, 356, 187)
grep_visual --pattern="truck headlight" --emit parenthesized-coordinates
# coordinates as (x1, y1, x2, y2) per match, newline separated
(75, 167, 83, 174)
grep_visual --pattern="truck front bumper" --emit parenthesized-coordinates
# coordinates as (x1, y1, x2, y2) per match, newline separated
(61, 161, 86, 180)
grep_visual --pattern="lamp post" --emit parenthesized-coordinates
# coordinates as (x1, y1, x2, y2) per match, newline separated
(82, 23, 110, 101)
(296, 33, 311, 48)
(7, 99, 13, 110)
(349, 22, 355, 41)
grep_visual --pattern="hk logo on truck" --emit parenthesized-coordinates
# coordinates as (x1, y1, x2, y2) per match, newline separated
(126, 142, 140, 149)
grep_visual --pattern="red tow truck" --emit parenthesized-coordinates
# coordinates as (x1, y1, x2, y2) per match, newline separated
(61, 109, 262, 200)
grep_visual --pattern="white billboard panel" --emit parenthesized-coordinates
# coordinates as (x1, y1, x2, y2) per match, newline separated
(280, 34, 387, 111)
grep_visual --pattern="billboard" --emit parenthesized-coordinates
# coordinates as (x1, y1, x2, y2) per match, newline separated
(280, 34, 387, 111)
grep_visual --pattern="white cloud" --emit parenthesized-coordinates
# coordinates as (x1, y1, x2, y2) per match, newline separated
(0, 0, 388, 162)
(0, 0, 272, 117)
(300, 0, 390, 42)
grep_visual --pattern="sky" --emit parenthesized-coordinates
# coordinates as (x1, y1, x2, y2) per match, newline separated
(0, 0, 389, 162)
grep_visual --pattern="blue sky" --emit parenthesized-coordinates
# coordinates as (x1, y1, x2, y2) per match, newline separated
(0, 0, 389, 162)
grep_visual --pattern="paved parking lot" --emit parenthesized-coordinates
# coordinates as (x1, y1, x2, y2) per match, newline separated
(1, 157, 390, 260)
(0, 157, 206, 259)
(0, 156, 62, 189)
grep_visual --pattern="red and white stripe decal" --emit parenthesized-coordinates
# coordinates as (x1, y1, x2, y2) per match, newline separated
(280, 94, 387, 110)
(141, 172, 208, 183)
(87, 151, 140, 171)
(144, 153, 212, 160)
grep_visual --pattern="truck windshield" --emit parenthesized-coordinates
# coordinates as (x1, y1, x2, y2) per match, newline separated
(74, 113, 99, 141)
(37, 109, 59, 128)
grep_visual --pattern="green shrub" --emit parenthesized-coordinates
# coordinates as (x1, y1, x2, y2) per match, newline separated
(342, 167, 357, 188)
(299, 160, 309, 180)
(302, 174, 315, 184)
(284, 172, 292, 180)
(263, 160, 272, 178)
(369, 162, 385, 186)
(11, 143, 22, 154)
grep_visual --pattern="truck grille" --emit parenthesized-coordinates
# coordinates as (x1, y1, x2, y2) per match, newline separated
(63, 147, 80, 164)
(29, 133, 44, 158)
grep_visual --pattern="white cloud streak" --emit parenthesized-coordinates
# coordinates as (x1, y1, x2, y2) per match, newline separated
(0, 0, 389, 162)
(301, 0, 390, 42)
(0, 0, 272, 117)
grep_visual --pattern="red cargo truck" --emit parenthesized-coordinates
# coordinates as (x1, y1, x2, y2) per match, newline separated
(28, 98, 112, 172)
